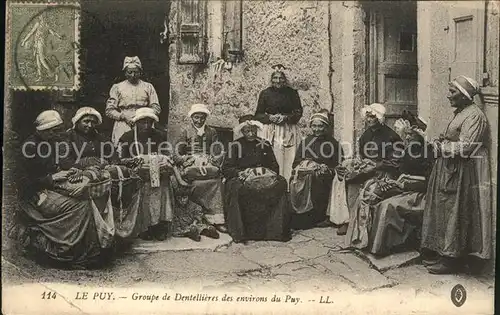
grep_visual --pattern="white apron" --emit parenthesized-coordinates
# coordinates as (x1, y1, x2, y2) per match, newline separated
(259, 123, 298, 184)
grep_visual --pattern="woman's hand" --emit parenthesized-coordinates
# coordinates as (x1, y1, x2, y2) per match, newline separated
(387, 179, 404, 190)
(182, 156, 195, 168)
(238, 170, 248, 181)
(122, 157, 144, 169)
(316, 164, 330, 176)
(335, 166, 347, 179)
(52, 171, 69, 182)
(269, 114, 278, 123)
(68, 169, 85, 183)
(119, 113, 134, 127)
(69, 177, 90, 197)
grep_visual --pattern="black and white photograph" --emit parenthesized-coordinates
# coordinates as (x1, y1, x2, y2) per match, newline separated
(2, 1, 498, 314)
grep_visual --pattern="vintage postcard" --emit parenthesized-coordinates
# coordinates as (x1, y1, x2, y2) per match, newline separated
(2, 1, 497, 314)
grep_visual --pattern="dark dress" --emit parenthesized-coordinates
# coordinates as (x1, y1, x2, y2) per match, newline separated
(290, 135, 342, 229)
(254, 86, 304, 183)
(10, 133, 113, 269)
(345, 138, 433, 252)
(222, 137, 291, 242)
(367, 142, 434, 255)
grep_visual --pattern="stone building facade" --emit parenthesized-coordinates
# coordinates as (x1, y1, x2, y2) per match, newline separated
(3, 1, 499, 266)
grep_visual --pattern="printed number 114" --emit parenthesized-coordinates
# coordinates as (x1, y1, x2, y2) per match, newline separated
(42, 291, 57, 299)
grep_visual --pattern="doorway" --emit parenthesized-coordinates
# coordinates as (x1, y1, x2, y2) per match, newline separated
(366, 1, 418, 128)
(79, 0, 171, 133)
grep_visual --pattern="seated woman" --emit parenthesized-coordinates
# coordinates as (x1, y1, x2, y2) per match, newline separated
(345, 117, 433, 253)
(66, 107, 116, 167)
(336, 103, 402, 235)
(222, 115, 291, 243)
(290, 110, 342, 230)
(66, 107, 143, 242)
(172, 103, 225, 235)
(118, 107, 174, 241)
(10, 110, 115, 269)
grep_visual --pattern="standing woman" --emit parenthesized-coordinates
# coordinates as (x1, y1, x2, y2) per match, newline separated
(254, 64, 303, 184)
(421, 75, 492, 274)
(106, 56, 161, 147)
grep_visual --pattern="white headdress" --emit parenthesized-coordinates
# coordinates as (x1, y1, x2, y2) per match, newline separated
(35, 110, 63, 131)
(361, 103, 386, 123)
(71, 107, 102, 127)
(123, 56, 142, 70)
(132, 107, 159, 123)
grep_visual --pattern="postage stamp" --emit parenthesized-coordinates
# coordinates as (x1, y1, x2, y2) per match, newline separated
(7, 2, 81, 90)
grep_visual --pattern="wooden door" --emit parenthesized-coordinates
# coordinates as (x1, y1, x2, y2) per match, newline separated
(79, 0, 171, 131)
(447, 1, 486, 90)
(369, 2, 418, 128)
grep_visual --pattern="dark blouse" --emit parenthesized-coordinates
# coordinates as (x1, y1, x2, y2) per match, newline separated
(119, 128, 169, 158)
(254, 86, 303, 125)
(358, 124, 403, 161)
(175, 125, 222, 157)
(222, 137, 279, 179)
(292, 135, 343, 170)
(66, 128, 117, 164)
(19, 133, 75, 198)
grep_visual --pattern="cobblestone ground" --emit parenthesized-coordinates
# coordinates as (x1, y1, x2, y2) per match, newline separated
(2, 226, 495, 314)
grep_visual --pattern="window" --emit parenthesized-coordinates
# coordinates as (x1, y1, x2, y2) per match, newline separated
(177, 0, 207, 64)
(399, 31, 416, 52)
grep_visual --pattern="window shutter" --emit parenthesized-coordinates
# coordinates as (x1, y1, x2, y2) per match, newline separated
(223, 0, 243, 58)
(177, 0, 207, 64)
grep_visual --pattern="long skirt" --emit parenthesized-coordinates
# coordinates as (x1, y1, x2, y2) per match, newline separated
(421, 151, 492, 259)
(368, 191, 425, 256)
(188, 178, 224, 225)
(134, 172, 175, 235)
(345, 177, 402, 249)
(290, 173, 333, 230)
(9, 190, 114, 268)
(109, 174, 143, 239)
(224, 176, 291, 242)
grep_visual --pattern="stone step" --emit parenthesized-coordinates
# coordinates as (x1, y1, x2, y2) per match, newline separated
(128, 233, 233, 254)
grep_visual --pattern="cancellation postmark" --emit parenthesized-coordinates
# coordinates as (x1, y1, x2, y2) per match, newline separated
(7, 2, 81, 90)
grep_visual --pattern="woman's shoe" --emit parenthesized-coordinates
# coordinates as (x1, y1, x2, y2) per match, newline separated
(214, 224, 228, 234)
(336, 224, 348, 235)
(139, 231, 153, 241)
(151, 224, 168, 241)
(422, 258, 439, 267)
(420, 249, 439, 266)
(426, 257, 460, 274)
(186, 226, 201, 242)
(201, 226, 220, 239)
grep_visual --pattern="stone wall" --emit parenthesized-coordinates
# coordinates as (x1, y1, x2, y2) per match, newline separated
(167, 0, 331, 141)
